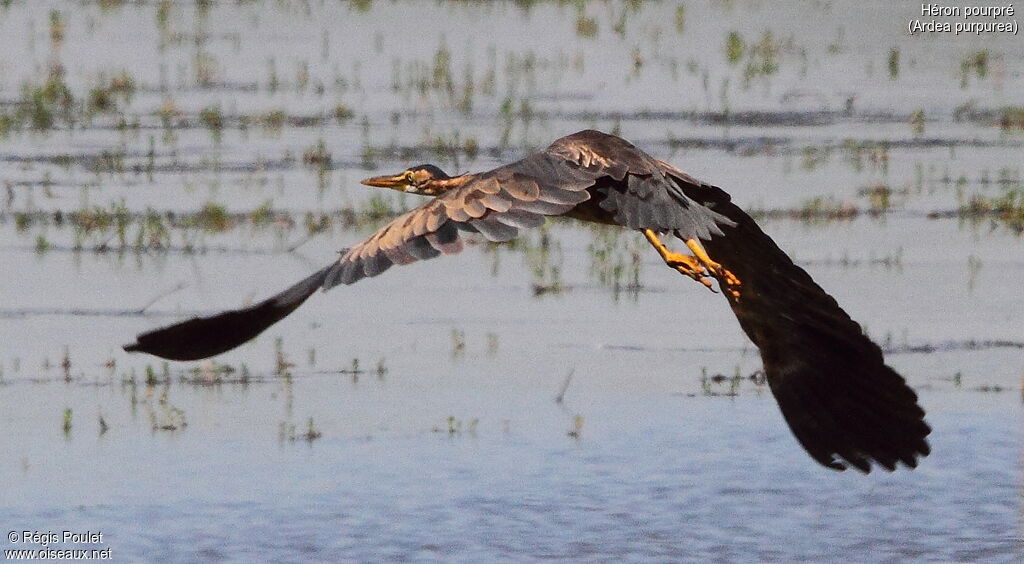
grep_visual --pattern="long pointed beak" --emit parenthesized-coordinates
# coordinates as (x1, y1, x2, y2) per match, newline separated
(361, 173, 407, 188)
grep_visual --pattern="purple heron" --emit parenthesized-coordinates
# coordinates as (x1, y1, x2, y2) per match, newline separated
(125, 130, 930, 473)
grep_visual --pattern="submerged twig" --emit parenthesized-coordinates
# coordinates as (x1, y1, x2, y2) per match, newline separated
(134, 282, 188, 314)
(554, 369, 574, 405)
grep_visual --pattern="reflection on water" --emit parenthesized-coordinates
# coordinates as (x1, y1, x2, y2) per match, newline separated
(0, 1, 1021, 561)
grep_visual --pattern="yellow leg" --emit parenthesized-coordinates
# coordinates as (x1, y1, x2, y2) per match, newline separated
(643, 229, 714, 291)
(683, 238, 742, 298)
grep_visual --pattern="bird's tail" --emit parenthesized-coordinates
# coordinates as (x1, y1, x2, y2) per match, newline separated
(124, 262, 337, 361)
(690, 186, 931, 472)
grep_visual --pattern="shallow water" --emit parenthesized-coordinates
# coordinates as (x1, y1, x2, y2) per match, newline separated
(1, 1, 1022, 562)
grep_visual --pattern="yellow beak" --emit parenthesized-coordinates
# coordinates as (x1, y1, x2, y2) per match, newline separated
(360, 173, 409, 188)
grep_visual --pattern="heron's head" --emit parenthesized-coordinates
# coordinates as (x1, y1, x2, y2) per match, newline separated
(361, 164, 456, 196)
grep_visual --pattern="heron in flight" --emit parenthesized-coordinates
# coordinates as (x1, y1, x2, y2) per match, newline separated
(125, 130, 930, 473)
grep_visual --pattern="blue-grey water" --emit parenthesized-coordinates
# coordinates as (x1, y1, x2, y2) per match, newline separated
(1, 1, 1021, 561)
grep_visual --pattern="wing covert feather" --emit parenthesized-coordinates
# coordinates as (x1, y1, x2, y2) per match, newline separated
(322, 152, 600, 289)
(324, 131, 740, 290)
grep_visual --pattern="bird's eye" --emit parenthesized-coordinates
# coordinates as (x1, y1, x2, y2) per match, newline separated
(404, 171, 416, 184)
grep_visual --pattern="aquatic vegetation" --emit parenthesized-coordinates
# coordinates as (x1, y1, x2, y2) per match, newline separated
(349, 0, 372, 13)
(998, 106, 1024, 130)
(973, 384, 1008, 393)
(279, 418, 323, 442)
(698, 367, 768, 398)
(725, 29, 785, 85)
(266, 57, 280, 92)
(450, 329, 466, 358)
(144, 364, 159, 386)
(340, 357, 362, 379)
(725, 31, 744, 64)
(360, 193, 403, 222)
(432, 43, 454, 95)
(49, 10, 65, 43)
(840, 140, 890, 173)
(155, 0, 171, 31)
(277, 420, 321, 442)
(575, 14, 598, 38)
(250, 201, 275, 227)
(151, 394, 187, 431)
(960, 50, 990, 85)
(888, 48, 900, 79)
(796, 197, 858, 222)
(302, 139, 332, 168)
(800, 145, 829, 171)
(910, 109, 925, 136)
(859, 184, 895, 215)
(332, 104, 354, 123)
(259, 109, 287, 130)
(194, 202, 230, 232)
(199, 105, 224, 137)
(34, 235, 50, 254)
(274, 337, 294, 377)
(88, 70, 137, 115)
(184, 362, 245, 386)
(194, 51, 219, 88)
(587, 225, 643, 298)
(463, 137, 480, 161)
(567, 414, 584, 439)
(20, 73, 74, 130)
(60, 347, 71, 381)
(155, 99, 182, 130)
(523, 227, 567, 296)
(456, 63, 476, 115)
(959, 188, 1024, 232)
(87, 88, 115, 115)
(674, 5, 686, 34)
(0, 109, 14, 137)
(435, 416, 479, 436)
(967, 254, 982, 291)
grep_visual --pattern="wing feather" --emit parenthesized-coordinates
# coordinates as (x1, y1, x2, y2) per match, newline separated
(478, 192, 513, 213)
(513, 198, 575, 216)
(323, 130, 741, 291)
(463, 197, 488, 218)
(493, 209, 546, 229)
(323, 153, 600, 289)
(469, 217, 519, 241)
(502, 177, 540, 201)
(700, 197, 931, 472)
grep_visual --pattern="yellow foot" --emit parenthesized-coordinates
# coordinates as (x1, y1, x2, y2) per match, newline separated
(643, 229, 716, 291)
(684, 238, 742, 299)
(666, 255, 715, 291)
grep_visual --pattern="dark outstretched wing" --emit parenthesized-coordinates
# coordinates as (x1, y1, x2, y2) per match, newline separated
(121, 150, 596, 360)
(322, 151, 596, 288)
(122, 131, 734, 361)
(123, 132, 674, 359)
(124, 262, 336, 361)
(681, 182, 931, 472)
(548, 130, 735, 240)
(324, 130, 735, 288)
